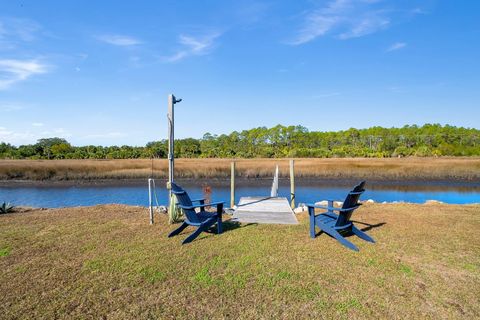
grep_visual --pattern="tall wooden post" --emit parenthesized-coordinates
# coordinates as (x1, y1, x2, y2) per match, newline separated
(148, 178, 154, 224)
(168, 95, 174, 198)
(167, 94, 181, 209)
(230, 161, 235, 208)
(290, 159, 295, 209)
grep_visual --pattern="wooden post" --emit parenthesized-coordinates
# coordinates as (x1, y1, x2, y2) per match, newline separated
(167, 95, 175, 202)
(290, 159, 295, 209)
(230, 161, 235, 208)
(167, 94, 181, 208)
(148, 178, 154, 224)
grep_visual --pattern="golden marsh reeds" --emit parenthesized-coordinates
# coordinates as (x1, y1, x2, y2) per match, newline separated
(0, 157, 479, 181)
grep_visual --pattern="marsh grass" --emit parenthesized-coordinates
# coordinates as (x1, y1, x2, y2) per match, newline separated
(0, 203, 479, 318)
(0, 157, 479, 181)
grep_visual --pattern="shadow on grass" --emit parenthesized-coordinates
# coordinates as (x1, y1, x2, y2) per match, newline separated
(169, 218, 258, 244)
(351, 220, 386, 233)
(314, 221, 386, 238)
(204, 219, 258, 234)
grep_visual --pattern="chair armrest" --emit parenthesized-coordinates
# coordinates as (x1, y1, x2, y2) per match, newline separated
(178, 201, 225, 210)
(306, 204, 337, 211)
(306, 204, 361, 212)
(190, 198, 206, 203)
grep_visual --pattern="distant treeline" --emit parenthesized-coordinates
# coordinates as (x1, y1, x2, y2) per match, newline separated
(1, 124, 479, 159)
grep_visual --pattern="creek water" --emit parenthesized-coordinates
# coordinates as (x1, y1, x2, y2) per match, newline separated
(1, 179, 479, 208)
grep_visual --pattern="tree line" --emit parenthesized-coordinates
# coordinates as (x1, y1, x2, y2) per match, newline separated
(1, 124, 479, 159)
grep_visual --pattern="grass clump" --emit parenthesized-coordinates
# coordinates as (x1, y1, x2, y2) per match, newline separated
(192, 266, 214, 287)
(335, 298, 363, 315)
(399, 263, 414, 276)
(0, 246, 11, 257)
(138, 267, 165, 284)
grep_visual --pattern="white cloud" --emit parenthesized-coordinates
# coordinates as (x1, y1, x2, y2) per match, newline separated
(32, 122, 44, 127)
(163, 32, 222, 62)
(0, 17, 41, 49)
(0, 59, 49, 90)
(0, 126, 72, 145)
(386, 42, 406, 52)
(411, 7, 428, 15)
(338, 16, 390, 39)
(0, 102, 25, 111)
(0, 127, 36, 145)
(96, 34, 142, 46)
(82, 132, 126, 139)
(288, 0, 392, 45)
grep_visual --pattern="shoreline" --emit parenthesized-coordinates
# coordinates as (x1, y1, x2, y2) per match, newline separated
(1, 177, 480, 190)
(6, 201, 480, 212)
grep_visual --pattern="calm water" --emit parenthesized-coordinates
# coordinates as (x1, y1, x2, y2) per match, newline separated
(1, 180, 479, 208)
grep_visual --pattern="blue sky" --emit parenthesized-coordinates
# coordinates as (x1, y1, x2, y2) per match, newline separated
(1, 0, 479, 146)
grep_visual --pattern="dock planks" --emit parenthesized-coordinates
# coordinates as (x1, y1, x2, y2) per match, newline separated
(233, 196, 298, 225)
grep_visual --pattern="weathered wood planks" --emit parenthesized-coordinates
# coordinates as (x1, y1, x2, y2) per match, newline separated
(233, 196, 298, 225)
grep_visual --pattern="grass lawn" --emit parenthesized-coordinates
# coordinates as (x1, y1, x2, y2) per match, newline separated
(1, 203, 479, 319)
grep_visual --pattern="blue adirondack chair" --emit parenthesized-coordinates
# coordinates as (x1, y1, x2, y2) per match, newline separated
(168, 182, 224, 244)
(307, 181, 375, 251)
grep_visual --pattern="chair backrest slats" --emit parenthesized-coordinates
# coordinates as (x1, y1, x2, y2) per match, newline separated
(170, 182, 199, 223)
(335, 181, 366, 227)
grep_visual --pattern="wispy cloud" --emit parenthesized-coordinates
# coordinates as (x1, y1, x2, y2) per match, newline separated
(96, 34, 142, 46)
(0, 102, 25, 111)
(0, 127, 40, 145)
(82, 132, 126, 139)
(288, 0, 392, 45)
(32, 122, 44, 127)
(0, 17, 41, 49)
(386, 42, 406, 52)
(162, 32, 222, 62)
(411, 7, 428, 15)
(0, 126, 71, 145)
(0, 59, 49, 90)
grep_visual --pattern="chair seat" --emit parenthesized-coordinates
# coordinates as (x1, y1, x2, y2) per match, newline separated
(197, 211, 218, 220)
(315, 212, 338, 227)
(315, 212, 352, 230)
(186, 211, 218, 226)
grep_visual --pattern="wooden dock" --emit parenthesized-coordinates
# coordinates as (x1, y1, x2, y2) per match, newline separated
(233, 197, 298, 225)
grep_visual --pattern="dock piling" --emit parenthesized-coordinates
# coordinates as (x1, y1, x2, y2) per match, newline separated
(290, 159, 295, 209)
(231, 161, 235, 208)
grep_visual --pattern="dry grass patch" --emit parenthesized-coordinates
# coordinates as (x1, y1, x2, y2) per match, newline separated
(0, 203, 479, 319)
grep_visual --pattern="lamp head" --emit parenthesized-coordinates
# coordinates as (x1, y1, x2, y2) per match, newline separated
(171, 94, 182, 104)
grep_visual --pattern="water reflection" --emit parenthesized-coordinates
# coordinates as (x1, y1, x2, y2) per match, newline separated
(0, 179, 478, 208)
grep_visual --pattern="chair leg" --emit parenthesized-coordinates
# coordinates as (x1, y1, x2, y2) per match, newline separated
(216, 203, 223, 234)
(351, 225, 375, 243)
(308, 206, 316, 238)
(217, 218, 223, 234)
(182, 225, 206, 244)
(168, 222, 188, 238)
(320, 224, 359, 252)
